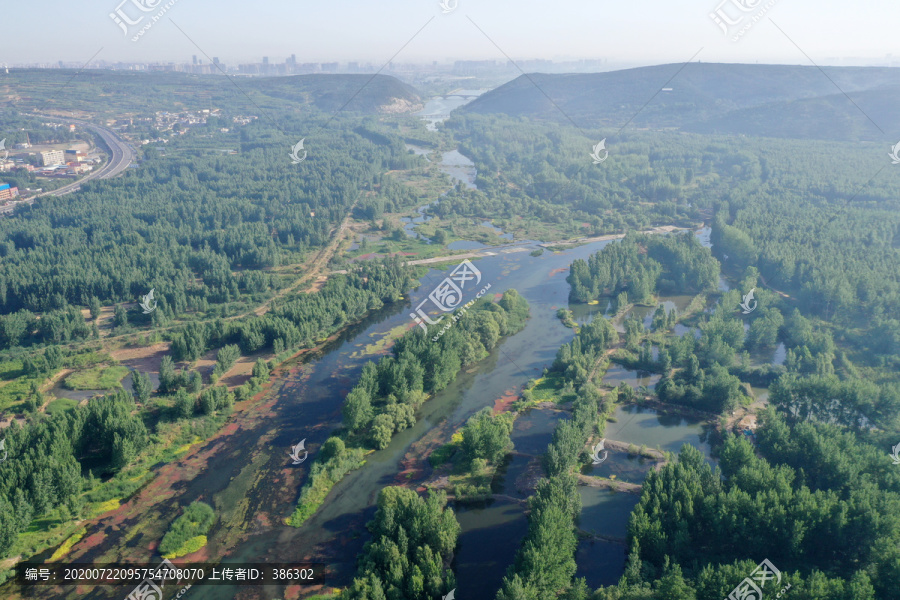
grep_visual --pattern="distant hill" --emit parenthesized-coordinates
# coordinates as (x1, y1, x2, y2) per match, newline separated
(2, 70, 423, 117)
(249, 74, 423, 114)
(459, 63, 900, 140)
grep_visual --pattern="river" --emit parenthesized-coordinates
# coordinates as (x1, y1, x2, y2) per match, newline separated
(65, 226, 713, 600)
(53, 96, 727, 600)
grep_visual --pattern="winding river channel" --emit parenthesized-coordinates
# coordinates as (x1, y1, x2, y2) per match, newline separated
(62, 95, 738, 600)
(191, 156, 717, 599)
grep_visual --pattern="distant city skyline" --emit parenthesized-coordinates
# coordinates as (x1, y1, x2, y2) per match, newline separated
(1, 0, 898, 69)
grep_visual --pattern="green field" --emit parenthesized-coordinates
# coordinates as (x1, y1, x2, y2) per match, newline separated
(63, 366, 130, 390)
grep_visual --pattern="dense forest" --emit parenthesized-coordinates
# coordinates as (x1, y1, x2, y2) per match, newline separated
(594, 409, 896, 599)
(1, 71, 422, 118)
(566, 232, 720, 303)
(341, 487, 459, 600)
(0, 115, 420, 319)
(0, 390, 146, 556)
(0, 257, 414, 561)
(439, 114, 900, 369)
(2, 63, 900, 600)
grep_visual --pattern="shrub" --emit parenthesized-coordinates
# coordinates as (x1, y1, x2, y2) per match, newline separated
(158, 501, 215, 556)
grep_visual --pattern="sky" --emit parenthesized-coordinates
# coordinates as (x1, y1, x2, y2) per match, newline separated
(0, 0, 897, 68)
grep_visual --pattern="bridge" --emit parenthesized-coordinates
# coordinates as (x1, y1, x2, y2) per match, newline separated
(435, 88, 482, 100)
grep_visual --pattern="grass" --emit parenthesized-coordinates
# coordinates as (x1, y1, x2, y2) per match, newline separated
(88, 498, 121, 518)
(351, 323, 410, 359)
(11, 508, 86, 563)
(159, 502, 215, 557)
(288, 447, 367, 527)
(63, 365, 130, 390)
(429, 431, 463, 467)
(49, 527, 86, 562)
(64, 350, 114, 369)
(162, 535, 208, 560)
(0, 377, 35, 412)
(0, 359, 24, 381)
(44, 397, 79, 416)
(530, 374, 575, 403)
(174, 436, 204, 455)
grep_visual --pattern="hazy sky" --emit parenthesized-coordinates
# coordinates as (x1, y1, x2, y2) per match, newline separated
(1, 0, 897, 67)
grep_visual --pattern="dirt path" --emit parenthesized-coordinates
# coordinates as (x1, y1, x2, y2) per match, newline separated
(8, 207, 359, 361)
(601, 438, 666, 460)
(577, 529, 628, 546)
(251, 205, 357, 317)
(578, 473, 643, 495)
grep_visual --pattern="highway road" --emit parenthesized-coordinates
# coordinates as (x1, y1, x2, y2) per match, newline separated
(37, 116, 137, 197)
(0, 115, 137, 213)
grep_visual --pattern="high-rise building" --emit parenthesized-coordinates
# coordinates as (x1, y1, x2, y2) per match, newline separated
(40, 150, 65, 166)
(192, 55, 198, 65)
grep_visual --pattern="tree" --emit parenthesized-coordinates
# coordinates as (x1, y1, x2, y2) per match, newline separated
(655, 558, 696, 600)
(131, 370, 152, 402)
(252, 358, 270, 381)
(216, 344, 240, 373)
(370, 414, 393, 450)
(175, 389, 194, 419)
(461, 407, 513, 464)
(432, 229, 449, 245)
(159, 355, 176, 394)
(343, 388, 373, 432)
(199, 388, 216, 415)
(44, 345, 63, 371)
(113, 304, 128, 328)
(343, 487, 458, 600)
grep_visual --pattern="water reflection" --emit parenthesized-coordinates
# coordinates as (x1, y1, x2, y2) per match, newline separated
(454, 499, 529, 600)
(604, 405, 713, 459)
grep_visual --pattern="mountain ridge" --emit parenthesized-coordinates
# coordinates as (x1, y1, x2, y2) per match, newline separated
(459, 63, 900, 140)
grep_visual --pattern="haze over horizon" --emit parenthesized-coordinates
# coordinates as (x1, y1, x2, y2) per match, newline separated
(2, 0, 898, 69)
